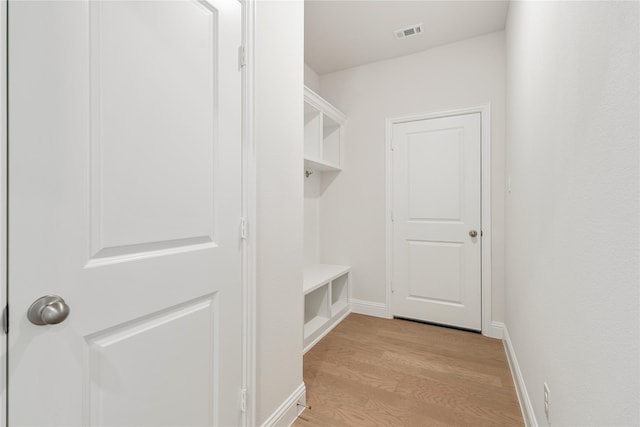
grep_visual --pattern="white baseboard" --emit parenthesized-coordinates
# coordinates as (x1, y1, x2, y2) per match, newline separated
(350, 299, 390, 319)
(485, 320, 504, 339)
(260, 383, 306, 427)
(503, 325, 538, 427)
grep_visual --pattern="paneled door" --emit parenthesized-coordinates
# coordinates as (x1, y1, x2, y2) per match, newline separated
(391, 113, 481, 331)
(8, 1, 243, 425)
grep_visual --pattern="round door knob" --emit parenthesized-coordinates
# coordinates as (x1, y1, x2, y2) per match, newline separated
(27, 295, 70, 325)
(469, 230, 478, 238)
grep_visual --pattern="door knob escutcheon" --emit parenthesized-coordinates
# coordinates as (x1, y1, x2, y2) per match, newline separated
(27, 295, 70, 325)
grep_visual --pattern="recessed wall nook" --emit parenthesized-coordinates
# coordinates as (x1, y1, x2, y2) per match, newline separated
(302, 86, 351, 352)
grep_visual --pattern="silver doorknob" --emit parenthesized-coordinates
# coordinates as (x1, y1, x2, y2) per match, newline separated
(27, 295, 70, 325)
(469, 230, 478, 238)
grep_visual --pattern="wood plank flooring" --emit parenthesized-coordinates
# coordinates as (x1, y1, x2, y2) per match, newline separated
(294, 314, 523, 427)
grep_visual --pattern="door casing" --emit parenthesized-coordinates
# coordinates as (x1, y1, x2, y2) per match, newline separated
(385, 104, 499, 338)
(0, 0, 257, 425)
(0, 1, 7, 425)
(241, 0, 256, 425)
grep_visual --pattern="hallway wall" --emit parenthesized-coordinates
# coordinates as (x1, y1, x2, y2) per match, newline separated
(505, 1, 639, 425)
(254, 0, 304, 424)
(318, 31, 506, 323)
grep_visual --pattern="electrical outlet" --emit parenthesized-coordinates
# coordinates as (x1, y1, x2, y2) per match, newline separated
(544, 382, 551, 423)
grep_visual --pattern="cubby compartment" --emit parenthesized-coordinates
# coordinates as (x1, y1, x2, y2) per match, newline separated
(304, 103, 322, 161)
(322, 114, 341, 167)
(331, 273, 349, 317)
(303, 264, 350, 353)
(303, 86, 345, 172)
(304, 285, 329, 340)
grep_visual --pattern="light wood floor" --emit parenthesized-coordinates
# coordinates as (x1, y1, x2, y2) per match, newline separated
(294, 314, 523, 427)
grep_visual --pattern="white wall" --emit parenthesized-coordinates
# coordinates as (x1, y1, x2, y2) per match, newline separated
(304, 171, 320, 265)
(505, 2, 639, 425)
(304, 63, 320, 93)
(254, 0, 304, 424)
(303, 66, 320, 266)
(318, 31, 506, 322)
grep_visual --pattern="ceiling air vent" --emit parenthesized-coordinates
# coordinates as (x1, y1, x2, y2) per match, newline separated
(394, 24, 424, 40)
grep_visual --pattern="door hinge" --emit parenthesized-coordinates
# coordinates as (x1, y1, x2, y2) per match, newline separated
(3, 304, 8, 335)
(391, 211, 394, 223)
(240, 388, 247, 413)
(238, 45, 246, 69)
(240, 217, 248, 240)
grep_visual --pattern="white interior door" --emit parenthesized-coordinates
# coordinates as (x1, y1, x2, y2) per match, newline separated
(391, 113, 481, 331)
(8, 1, 243, 425)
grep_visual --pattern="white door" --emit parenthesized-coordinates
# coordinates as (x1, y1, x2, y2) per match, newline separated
(391, 113, 481, 331)
(8, 1, 243, 425)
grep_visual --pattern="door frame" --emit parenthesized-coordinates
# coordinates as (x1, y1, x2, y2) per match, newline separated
(0, 0, 256, 425)
(385, 104, 498, 338)
(1, 1, 7, 425)
(241, 0, 256, 425)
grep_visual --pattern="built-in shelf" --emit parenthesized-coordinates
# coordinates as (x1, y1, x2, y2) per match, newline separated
(302, 87, 350, 353)
(331, 273, 349, 317)
(303, 264, 350, 294)
(304, 86, 346, 173)
(303, 158, 341, 172)
(303, 264, 351, 353)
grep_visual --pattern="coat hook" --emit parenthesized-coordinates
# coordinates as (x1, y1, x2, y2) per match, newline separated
(305, 170, 313, 178)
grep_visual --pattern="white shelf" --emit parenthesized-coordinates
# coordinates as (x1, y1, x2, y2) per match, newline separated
(303, 86, 345, 172)
(303, 264, 350, 295)
(304, 157, 341, 172)
(302, 264, 351, 353)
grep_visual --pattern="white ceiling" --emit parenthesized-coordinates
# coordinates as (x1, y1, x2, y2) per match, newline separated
(305, 0, 509, 75)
